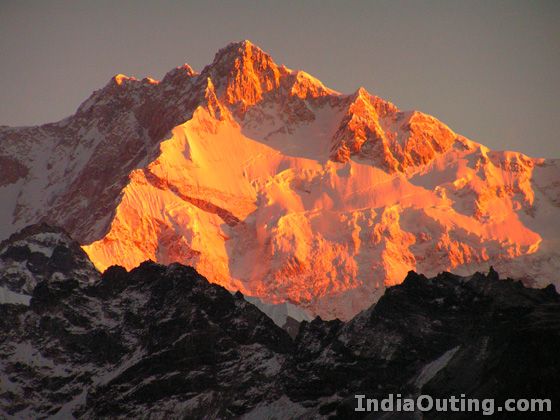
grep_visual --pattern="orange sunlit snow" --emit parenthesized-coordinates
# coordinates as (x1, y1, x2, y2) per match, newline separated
(76, 42, 558, 319)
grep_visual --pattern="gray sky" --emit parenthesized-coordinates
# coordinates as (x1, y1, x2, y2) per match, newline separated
(1, 0, 558, 157)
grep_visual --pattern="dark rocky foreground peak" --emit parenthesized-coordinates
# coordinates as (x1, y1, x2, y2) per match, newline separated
(0, 227, 559, 419)
(0, 223, 98, 296)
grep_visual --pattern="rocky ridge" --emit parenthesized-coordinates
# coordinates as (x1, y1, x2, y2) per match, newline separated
(1, 40, 559, 319)
(0, 225, 558, 419)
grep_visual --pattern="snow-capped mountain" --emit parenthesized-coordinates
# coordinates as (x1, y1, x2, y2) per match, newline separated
(1, 40, 559, 319)
(0, 228, 558, 418)
(0, 223, 306, 332)
(0, 223, 98, 303)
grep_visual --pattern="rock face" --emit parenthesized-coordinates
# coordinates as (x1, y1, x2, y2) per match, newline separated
(0, 223, 98, 300)
(0, 259, 292, 418)
(1, 40, 560, 319)
(288, 270, 560, 418)
(0, 231, 558, 418)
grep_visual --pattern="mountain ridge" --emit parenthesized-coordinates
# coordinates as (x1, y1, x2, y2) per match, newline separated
(0, 223, 558, 418)
(1, 40, 559, 319)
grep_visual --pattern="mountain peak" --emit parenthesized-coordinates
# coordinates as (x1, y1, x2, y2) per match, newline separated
(113, 73, 135, 85)
(161, 63, 197, 84)
(208, 39, 272, 71)
(354, 86, 371, 99)
(214, 39, 261, 57)
(2, 41, 559, 323)
(0, 223, 98, 298)
(289, 70, 339, 98)
(203, 40, 283, 107)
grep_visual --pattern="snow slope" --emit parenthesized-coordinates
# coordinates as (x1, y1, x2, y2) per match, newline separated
(2, 40, 559, 319)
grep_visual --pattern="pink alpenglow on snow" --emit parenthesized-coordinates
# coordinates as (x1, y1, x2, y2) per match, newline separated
(1, 41, 559, 319)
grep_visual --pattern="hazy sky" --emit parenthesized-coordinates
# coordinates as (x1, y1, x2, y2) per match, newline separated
(1, 0, 558, 157)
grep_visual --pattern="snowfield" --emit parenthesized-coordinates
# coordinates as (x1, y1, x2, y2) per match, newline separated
(1, 40, 559, 319)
